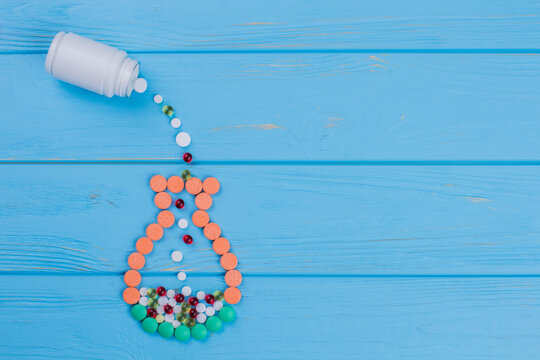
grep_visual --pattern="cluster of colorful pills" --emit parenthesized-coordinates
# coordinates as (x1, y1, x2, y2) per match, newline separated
(122, 93, 242, 341)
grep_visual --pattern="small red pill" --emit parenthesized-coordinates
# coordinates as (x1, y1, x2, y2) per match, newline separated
(189, 297, 199, 306)
(175, 199, 184, 209)
(164, 305, 173, 314)
(147, 308, 157, 318)
(175, 294, 185, 303)
(183, 235, 193, 244)
(205, 294, 215, 304)
(189, 309, 198, 319)
(157, 287, 166, 296)
(183, 153, 192, 163)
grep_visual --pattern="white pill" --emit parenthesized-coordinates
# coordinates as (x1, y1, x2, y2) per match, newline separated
(172, 320, 181, 328)
(153, 94, 163, 104)
(138, 296, 149, 306)
(175, 132, 191, 147)
(157, 305, 165, 315)
(177, 271, 187, 281)
(166, 289, 176, 298)
(165, 314, 175, 323)
(134, 78, 148, 93)
(181, 286, 192, 296)
(177, 218, 188, 229)
(156, 314, 165, 323)
(158, 296, 168, 306)
(168, 299, 177, 307)
(205, 307, 215, 317)
(173, 305, 182, 314)
(213, 301, 223, 311)
(196, 313, 207, 323)
(171, 250, 183, 262)
(171, 118, 181, 128)
(139, 287, 148, 296)
(196, 303, 206, 313)
(196, 291, 206, 300)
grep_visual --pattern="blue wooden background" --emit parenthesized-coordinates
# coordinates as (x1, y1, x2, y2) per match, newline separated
(1, 1, 540, 358)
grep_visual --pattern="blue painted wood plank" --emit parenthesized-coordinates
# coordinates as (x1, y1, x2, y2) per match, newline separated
(1, 164, 539, 275)
(1, 0, 540, 53)
(1, 274, 540, 359)
(1, 54, 539, 161)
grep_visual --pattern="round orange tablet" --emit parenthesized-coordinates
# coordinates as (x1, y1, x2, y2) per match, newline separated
(124, 269, 141, 287)
(167, 175, 184, 193)
(192, 210, 209, 228)
(220, 252, 237, 270)
(225, 269, 242, 287)
(150, 175, 167, 192)
(154, 192, 172, 209)
(128, 252, 145, 270)
(204, 223, 221, 240)
(224, 287, 241, 305)
(202, 177, 220, 195)
(123, 287, 140, 304)
(135, 237, 153, 255)
(213, 237, 230, 255)
(146, 223, 163, 241)
(157, 210, 175, 228)
(185, 177, 203, 195)
(195, 192, 213, 210)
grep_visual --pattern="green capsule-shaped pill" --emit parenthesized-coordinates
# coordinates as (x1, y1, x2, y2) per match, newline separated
(158, 322, 174, 338)
(191, 324, 208, 340)
(176, 312, 187, 322)
(181, 169, 192, 180)
(148, 298, 158, 308)
(181, 302, 191, 313)
(131, 304, 147, 321)
(147, 288, 157, 298)
(162, 105, 174, 116)
(219, 306, 236, 323)
(142, 317, 158, 333)
(184, 318, 196, 328)
(175, 325, 191, 342)
(205, 316, 223, 332)
(213, 291, 224, 301)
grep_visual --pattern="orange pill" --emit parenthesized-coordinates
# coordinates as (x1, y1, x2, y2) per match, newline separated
(135, 237, 153, 255)
(195, 192, 213, 210)
(150, 175, 167, 192)
(154, 192, 172, 209)
(224, 287, 241, 305)
(157, 210, 175, 228)
(185, 177, 203, 195)
(124, 269, 141, 287)
(202, 177, 220, 195)
(167, 175, 184, 193)
(128, 252, 145, 270)
(204, 223, 221, 240)
(225, 269, 242, 287)
(123, 287, 140, 304)
(146, 223, 163, 241)
(220, 252, 238, 270)
(192, 210, 209, 228)
(213, 237, 230, 255)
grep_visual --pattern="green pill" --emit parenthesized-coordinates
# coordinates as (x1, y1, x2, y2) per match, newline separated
(147, 288, 157, 298)
(213, 291, 224, 301)
(175, 325, 191, 342)
(191, 324, 208, 340)
(219, 306, 236, 323)
(158, 322, 174, 338)
(205, 316, 223, 332)
(148, 298, 158, 308)
(131, 304, 147, 321)
(181, 302, 191, 313)
(162, 105, 174, 116)
(142, 317, 158, 333)
(181, 170, 192, 180)
(184, 318, 196, 328)
(176, 312, 187, 322)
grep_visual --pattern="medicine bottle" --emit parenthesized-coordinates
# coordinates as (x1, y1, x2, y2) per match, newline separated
(45, 31, 147, 97)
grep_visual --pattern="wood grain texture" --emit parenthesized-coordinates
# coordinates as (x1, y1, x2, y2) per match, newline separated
(1, 53, 540, 161)
(1, 164, 539, 275)
(2, 274, 540, 359)
(1, 0, 540, 53)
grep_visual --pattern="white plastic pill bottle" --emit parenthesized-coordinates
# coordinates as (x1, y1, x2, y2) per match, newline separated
(45, 31, 147, 97)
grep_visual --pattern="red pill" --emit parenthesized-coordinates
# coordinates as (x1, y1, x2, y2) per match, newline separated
(175, 294, 185, 303)
(164, 305, 173, 314)
(157, 287, 166, 296)
(183, 234, 193, 244)
(189, 309, 198, 319)
(189, 297, 199, 306)
(147, 308, 157, 318)
(183, 153, 192, 163)
(205, 294, 215, 304)
(175, 199, 184, 209)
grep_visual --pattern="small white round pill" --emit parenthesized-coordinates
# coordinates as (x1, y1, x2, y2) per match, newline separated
(157, 305, 164, 315)
(166, 289, 176, 298)
(158, 296, 168, 306)
(173, 305, 181, 314)
(181, 286, 192, 296)
(165, 314, 174, 323)
(196, 291, 205, 300)
(138, 296, 148, 306)
(153, 94, 163, 104)
(168, 298, 177, 307)
(171, 118, 181, 128)
(172, 320, 181, 328)
(134, 78, 148, 93)
(196, 303, 206, 313)
(177, 271, 187, 281)
(171, 250, 183, 262)
(177, 218, 188, 229)
(175, 132, 191, 147)
(139, 287, 148, 296)
(196, 313, 207, 323)
(213, 300, 223, 311)
(205, 307, 215, 317)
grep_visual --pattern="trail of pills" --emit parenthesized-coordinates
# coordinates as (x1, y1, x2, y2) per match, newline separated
(122, 94, 241, 342)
